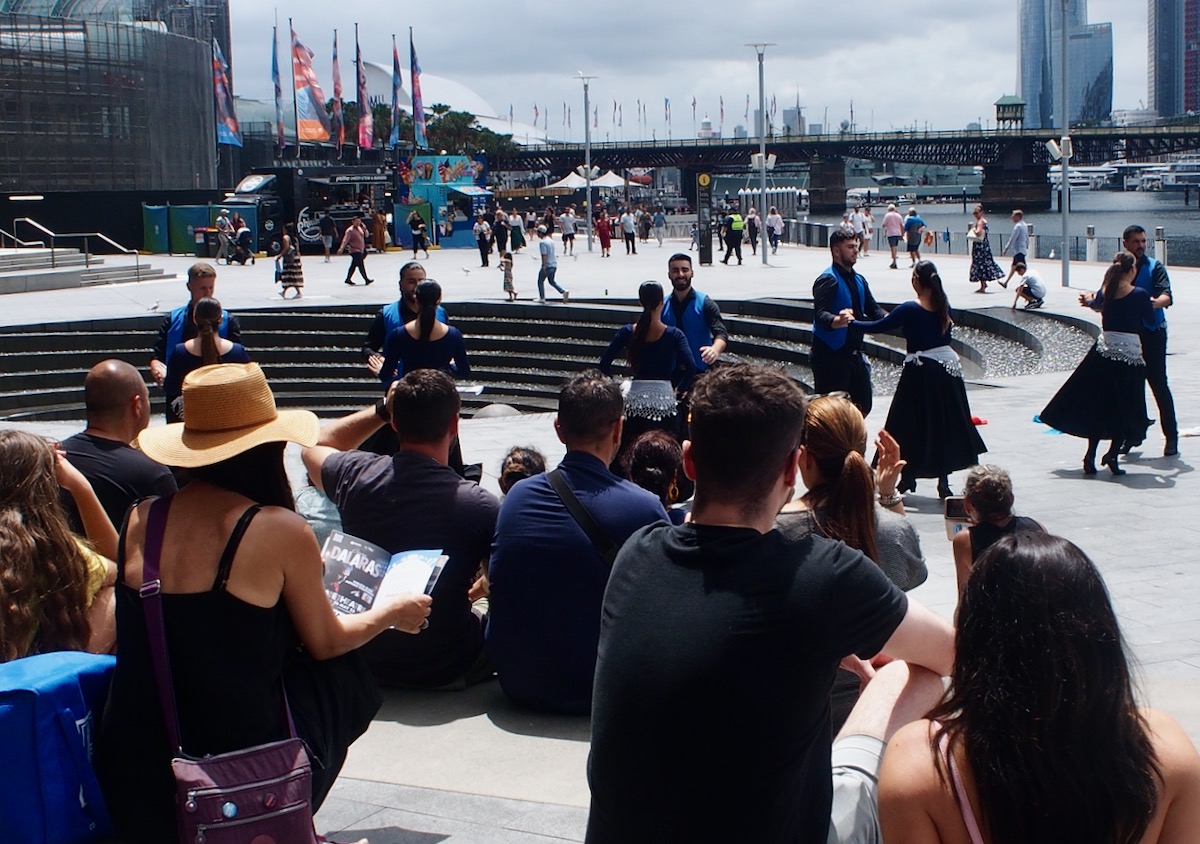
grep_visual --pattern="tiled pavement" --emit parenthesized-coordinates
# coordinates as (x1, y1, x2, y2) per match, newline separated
(5, 234, 1198, 842)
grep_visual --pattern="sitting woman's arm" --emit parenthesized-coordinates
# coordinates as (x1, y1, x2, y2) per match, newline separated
(55, 450, 117, 560)
(268, 509, 431, 660)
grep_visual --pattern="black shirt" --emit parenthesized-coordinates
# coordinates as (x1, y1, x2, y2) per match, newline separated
(587, 523, 907, 844)
(60, 432, 177, 532)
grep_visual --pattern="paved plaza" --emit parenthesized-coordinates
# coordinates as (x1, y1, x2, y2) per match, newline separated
(5, 233, 1199, 842)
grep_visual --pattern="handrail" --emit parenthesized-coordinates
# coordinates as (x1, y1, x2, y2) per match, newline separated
(12, 217, 141, 278)
(0, 227, 45, 249)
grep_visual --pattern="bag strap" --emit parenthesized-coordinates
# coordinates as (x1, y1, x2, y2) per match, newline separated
(546, 469, 619, 567)
(139, 495, 185, 754)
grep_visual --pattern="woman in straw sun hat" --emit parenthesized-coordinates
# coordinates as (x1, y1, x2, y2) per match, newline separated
(95, 363, 430, 844)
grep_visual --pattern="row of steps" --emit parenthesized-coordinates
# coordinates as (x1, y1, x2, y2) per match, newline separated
(0, 300, 1053, 423)
(0, 247, 174, 292)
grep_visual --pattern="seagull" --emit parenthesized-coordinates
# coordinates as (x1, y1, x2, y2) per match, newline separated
(461, 266, 472, 275)
(147, 300, 159, 312)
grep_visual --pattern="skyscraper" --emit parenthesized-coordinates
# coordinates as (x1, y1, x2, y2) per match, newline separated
(1018, 0, 1111, 127)
(1149, 0, 1184, 117)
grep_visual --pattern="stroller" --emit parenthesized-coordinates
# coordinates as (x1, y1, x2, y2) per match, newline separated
(229, 226, 256, 265)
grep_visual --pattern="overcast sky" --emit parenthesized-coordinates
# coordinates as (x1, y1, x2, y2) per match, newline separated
(229, 1, 1148, 141)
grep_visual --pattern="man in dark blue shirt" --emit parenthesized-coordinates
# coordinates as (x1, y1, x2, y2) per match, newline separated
(486, 370, 668, 714)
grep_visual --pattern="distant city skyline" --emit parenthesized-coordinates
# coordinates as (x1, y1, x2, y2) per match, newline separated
(223, 1, 1152, 142)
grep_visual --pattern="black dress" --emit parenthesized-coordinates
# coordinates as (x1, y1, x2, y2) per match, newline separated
(95, 505, 380, 843)
(1040, 288, 1153, 443)
(851, 301, 986, 479)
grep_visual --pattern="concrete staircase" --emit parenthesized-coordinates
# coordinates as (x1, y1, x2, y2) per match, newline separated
(0, 248, 173, 294)
(0, 300, 1057, 424)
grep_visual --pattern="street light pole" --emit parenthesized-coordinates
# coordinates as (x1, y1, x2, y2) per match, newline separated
(578, 73, 597, 252)
(1059, 0, 1070, 287)
(747, 43, 774, 267)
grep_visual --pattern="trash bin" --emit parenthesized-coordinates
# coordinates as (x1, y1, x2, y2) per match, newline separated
(194, 227, 213, 258)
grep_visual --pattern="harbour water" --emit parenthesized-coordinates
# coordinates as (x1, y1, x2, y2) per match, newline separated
(816, 189, 1200, 265)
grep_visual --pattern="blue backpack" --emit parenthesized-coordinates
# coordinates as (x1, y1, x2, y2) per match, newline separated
(0, 652, 116, 843)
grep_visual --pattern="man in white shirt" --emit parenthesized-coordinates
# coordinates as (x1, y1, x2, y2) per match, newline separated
(559, 207, 578, 256)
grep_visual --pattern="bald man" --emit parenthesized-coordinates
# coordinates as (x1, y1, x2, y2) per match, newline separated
(61, 359, 177, 531)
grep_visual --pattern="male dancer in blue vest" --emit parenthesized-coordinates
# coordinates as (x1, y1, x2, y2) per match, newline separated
(1080, 224, 1177, 456)
(811, 230, 887, 416)
(662, 253, 728, 373)
(148, 262, 239, 388)
(361, 261, 448, 382)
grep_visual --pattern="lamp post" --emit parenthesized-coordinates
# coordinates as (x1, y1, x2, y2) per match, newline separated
(747, 43, 774, 266)
(1059, 0, 1070, 286)
(577, 72, 597, 252)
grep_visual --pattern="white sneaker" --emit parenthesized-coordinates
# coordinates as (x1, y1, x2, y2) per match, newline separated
(535, 297, 545, 303)
(562, 290, 570, 303)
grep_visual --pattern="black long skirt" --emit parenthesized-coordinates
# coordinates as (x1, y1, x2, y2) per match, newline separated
(884, 358, 987, 479)
(1039, 343, 1151, 442)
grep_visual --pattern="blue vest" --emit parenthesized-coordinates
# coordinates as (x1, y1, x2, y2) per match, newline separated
(1135, 257, 1167, 331)
(812, 265, 866, 352)
(662, 290, 713, 372)
(381, 301, 448, 337)
(166, 304, 231, 356)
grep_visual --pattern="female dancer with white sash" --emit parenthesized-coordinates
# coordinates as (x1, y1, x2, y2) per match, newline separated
(847, 260, 986, 498)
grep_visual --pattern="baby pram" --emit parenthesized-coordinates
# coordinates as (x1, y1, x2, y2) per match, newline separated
(229, 227, 256, 265)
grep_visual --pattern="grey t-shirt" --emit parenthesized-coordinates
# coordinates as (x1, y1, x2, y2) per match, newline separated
(322, 449, 500, 687)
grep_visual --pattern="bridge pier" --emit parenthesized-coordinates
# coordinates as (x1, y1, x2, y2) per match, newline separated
(981, 158, 1051, 212)
(808, 156, 847, 214)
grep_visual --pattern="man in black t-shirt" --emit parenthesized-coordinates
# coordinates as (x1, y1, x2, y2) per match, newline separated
(61, 360, 177, 532)
(586, 364, 953, 844)
(302, 370, 499, 689)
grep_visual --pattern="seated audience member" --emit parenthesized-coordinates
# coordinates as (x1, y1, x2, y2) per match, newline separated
(303, 369, 499, 689)
(498, 446, 546, 496)
(586, 364, 953, 843)
(164, 296, 251, 422)
(487, 371, 668, 714)
(95, 364, 428, 843)
(61, 359, 177, 532)
(0, 430, 117, 661)
(952, 463, 1044, 596)
(880, 531, 1200, 843)
(620, 428, 687, 524)
(776, 395, 928, 731)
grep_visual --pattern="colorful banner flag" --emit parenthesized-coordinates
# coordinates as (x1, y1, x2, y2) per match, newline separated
(291, 24, 331, 142)
(272, 26, 285, 150)
(745, 94, 750, 122)
(691, 97, 696, 120)
(720, 95, 724, 125)
(533, 103, 539, 125)
(562, 101, 567, 128)
(618, 103, 622, 127)
(568, 106, 572, 130)
(331, 31, 344, 147)
(770, 94, 777, 119)
(355, 27, 372, 149)
(410, 29, 428, 148)
(388, 35, 402, 148)
(664, 98, 670, 122)
(593, 105, 597, 129)
(212, 38, 241, 146)
(612, 99, 617, 124)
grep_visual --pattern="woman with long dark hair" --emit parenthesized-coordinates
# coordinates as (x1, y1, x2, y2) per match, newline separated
(880, 531, 1200, 843)
(277, 221, 304, 299)
(95, 363, 431, 843)
(775, 395, 927, 729)
(1040, 252, 1157, 476)
(967, 204, 1004, 293)
(0, 430, 117, 661)
(599, 281, 696, 459)
(380, 279, 470, 387)
(848, 260, 986, 498)
(163, 296, 250, 423)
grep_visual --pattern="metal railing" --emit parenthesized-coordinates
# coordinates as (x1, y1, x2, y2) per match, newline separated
(0, 228, 46, 249)
(11, 217, 140, 277)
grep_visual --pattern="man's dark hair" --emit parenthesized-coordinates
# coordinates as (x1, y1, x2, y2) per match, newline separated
(1122, 224, 1146, 242)
(398, 261, 424, 282)
(829, 229, 856, 249)
(389, 369, 461, 444)
(688, 364, 806, 500)
(557, 369, 623, 442)
(668, 252, 692, 267)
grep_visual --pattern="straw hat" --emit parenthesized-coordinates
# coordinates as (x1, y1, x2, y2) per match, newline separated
(137, 363, 318, 468)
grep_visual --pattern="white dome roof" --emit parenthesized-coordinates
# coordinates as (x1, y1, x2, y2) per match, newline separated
(362, 63, 496, 118)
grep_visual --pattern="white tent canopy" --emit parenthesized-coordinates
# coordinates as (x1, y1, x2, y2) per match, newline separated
(545, 169, 634, 190)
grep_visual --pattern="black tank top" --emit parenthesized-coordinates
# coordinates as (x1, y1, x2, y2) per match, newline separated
(968, 515, 1042, 562)
(96, 504, 296, 843)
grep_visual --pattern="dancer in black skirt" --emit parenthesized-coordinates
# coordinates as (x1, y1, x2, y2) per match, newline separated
(847, 260, 986, 498)
(1040, 252, 1157, 476)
